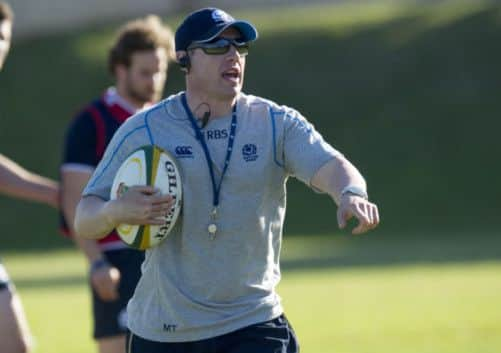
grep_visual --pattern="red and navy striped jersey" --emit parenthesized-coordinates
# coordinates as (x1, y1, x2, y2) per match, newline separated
(60, 88, 139, 250)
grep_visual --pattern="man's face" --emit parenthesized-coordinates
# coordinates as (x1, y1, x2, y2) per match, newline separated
(117, 47, 168, 104)
(0, 19, 12, 70)
(187, 27, 247, 101)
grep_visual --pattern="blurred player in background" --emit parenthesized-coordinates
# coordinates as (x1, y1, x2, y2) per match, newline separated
(59, 15, 174, 353)
(1, 3, 59, 353)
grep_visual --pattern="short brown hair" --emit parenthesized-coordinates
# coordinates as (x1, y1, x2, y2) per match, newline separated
(0, 2, 14, 22)
(108, 15, 175, 76)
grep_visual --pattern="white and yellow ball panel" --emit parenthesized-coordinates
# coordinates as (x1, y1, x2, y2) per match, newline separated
(110, 145, 182, 250)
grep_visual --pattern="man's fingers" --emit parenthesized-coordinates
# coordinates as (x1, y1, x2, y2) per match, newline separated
(353, 203, 370, 226)
(151, 203, 173, 213)
(364, 203, 374, 224)
(113, 186, 175, 225)
(352, 207, 372, 234)
(339, 201, 371, 235)
(126, 186, 173, 203)
(148, 201, 174, 221)
(352, 204, 370, 235)
(338, 196, 380, 235)
(352, 223, 369, 235)
(129, 185, 159, 195)
(352, 202, 380, 234)
(149, 193, 173, 205)
(372, 204, 380, 227)
(337, 208, 348, 229)
(147, 217, 168, 225)
(149, 209, 168, 219)
(150, 204, 164, 212)
(135, 195, 173, 218)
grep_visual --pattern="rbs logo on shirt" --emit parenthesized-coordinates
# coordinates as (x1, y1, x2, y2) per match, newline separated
(205, 129, 228, 140)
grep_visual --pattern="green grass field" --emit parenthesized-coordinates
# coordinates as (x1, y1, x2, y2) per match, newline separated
(4, 231, 501, 353)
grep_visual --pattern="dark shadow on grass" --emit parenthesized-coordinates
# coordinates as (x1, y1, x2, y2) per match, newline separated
(9, 231, 501, 290)
(281, 230, 501, 272)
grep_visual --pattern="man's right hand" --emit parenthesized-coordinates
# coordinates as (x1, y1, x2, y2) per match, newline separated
(90, 263, 121, 301)
(105, 185, 174, 227)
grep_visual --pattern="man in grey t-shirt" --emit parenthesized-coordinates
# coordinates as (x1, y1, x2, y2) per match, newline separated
(75, 7, 380, 353)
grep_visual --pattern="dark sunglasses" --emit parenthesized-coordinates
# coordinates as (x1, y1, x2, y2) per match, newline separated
(187, 38, 249, 56)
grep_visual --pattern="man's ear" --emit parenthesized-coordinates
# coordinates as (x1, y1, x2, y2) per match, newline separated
(177, 51, 190, 72)
(115, 63, 128, 81)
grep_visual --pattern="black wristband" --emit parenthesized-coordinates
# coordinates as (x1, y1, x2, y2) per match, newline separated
(89, 258, 110, 274)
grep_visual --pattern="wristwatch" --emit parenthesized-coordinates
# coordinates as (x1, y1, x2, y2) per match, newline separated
(340, 185, 368, 200)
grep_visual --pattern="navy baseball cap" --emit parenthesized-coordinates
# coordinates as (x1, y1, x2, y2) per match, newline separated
(175, 8, 258, 51)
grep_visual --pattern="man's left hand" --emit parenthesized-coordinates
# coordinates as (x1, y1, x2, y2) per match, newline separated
(337, 194, 380, 235)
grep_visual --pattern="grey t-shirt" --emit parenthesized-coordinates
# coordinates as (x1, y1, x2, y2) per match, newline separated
(83, 92, 340, 342)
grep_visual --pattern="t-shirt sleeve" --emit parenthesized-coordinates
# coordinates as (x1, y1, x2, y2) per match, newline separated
(62, 110, 97, 167)
(282, 108, 341, 186)
(82, 116, 150, 200)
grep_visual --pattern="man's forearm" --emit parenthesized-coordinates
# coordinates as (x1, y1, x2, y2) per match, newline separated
(75, 196, 117, 239)
(2, 173, 59, 206)
(0, 154, 59, 207)
(311, 155, 367, 205)
(60, 168, 104, 260)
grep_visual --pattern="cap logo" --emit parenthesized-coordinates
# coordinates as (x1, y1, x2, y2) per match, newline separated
(212, 9, 233, 23)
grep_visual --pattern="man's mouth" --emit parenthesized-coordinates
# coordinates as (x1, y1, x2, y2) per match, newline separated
(222, 68, 240, 83)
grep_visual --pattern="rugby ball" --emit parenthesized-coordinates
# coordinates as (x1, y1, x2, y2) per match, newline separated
(110, 145, 182, 249)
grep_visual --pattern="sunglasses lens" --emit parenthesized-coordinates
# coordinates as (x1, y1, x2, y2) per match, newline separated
(194, 39, 250, 55)
(235, 44, 249, 55)
(203, 45, 231, 55)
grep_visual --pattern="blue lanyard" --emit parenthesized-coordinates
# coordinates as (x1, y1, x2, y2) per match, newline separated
(181, 93, 237, 208)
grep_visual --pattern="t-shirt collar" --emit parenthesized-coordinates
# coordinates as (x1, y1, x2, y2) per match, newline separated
(104, 87, 142, 115)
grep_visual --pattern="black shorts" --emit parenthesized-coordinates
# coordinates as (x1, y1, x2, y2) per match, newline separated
(92, 248, 144, 339)
(126, 314, 299, 353)
(0, 259, 11, 291)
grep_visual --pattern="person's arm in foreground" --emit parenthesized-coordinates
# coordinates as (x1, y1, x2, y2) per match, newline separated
(311, 155, 380, 234)
(0, 153, 59, 208)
